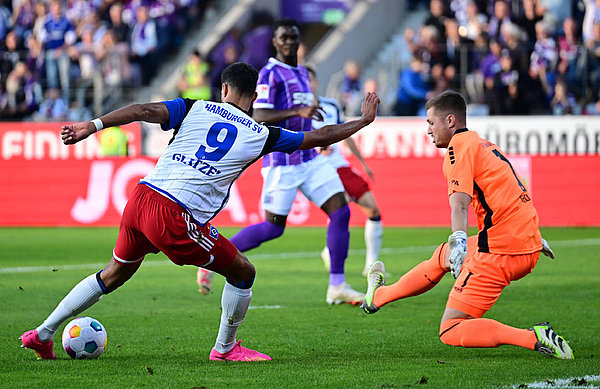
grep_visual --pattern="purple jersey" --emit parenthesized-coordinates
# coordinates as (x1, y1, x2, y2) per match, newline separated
(254, 57, 317, 167)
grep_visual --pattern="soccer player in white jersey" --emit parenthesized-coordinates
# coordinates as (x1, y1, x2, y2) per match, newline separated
(198, 18, 366, 305)
(306, 67, 383, 276)
(19, 62, 380, 361)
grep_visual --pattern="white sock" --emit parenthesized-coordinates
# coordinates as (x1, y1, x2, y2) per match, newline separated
(365, 219, 383, 267)
(214, 281, 252, 354)
(36, 273, 104, 342)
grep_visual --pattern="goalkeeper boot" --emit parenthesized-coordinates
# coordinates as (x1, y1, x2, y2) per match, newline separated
(209, 340, 271, 361)
(326, 282, 364, 305)
(531, 322, 573, 359)
(196, 268, 214, 295)
(20, 330, 56, 360)
(320, 247, 331, 272)
(361, 261, 386, 314)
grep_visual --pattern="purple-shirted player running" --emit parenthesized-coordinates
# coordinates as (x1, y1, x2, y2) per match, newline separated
(197, 18, 364, 305)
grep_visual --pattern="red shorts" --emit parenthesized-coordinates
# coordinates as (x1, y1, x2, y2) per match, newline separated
(113, 184, 238, 271)
(337, 166, 370, 202)
(445, 250, 539, 317)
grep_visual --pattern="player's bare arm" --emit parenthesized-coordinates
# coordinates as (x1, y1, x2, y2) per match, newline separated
(299, 92, 379, 150)
(344, 137, 374, 181)
(447, 191, 471, 278)
(254, 104, 324, 124)
(60, 102, 170, 145)
(449, 192, 470, 233)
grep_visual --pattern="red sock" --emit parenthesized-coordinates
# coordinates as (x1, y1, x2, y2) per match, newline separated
(439, 318, 537, 349)
(373, 244, 447, 308)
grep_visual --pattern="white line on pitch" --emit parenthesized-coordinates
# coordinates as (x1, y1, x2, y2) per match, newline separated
(248, 305, 282, 310)
(1, 238, 598, 275)
(510, 374, 600, 388)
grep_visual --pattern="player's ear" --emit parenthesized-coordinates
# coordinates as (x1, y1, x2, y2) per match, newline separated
(251, 91, 258, 104)
(447, 113, 455, 127)
(221, 83, 228, 100)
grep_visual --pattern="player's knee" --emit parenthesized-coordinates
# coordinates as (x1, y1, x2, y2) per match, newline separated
(329, 204, 350, 224)
(234, 252, 256, 282)
(367, 209, 381, 220)
(264, 221, 285, 240)
(439, 318, 465, 346)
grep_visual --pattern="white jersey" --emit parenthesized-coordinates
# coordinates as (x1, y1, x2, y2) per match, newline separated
(142, 98, 303, 224)
(313, 96, 349, 169)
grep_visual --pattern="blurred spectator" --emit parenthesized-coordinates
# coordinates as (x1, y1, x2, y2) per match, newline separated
(550, 78, 580, 114)
(459, 1, 488, 41)
(209, 29, 241, 92)
(12, 0, 36, 40)
(541, 0, 572, 27)
(557, 18, 581, 92)
(130, 5, 158, 85)
(0, 0, 11, 41)
(394, 56, 433, 116)
(341, 59, 363, 115)
(65, 0, 95, 28)
(486, 49, 520, 114)
(514, 0, 544, 46)
(488, 0, 511, 43)
(424, 0, 449, 37)
(69, 26, 96, 110)
(107, 3, 129, 44)
(583, 0, 600, 45)
(239, 10, 273, 71)
(41, 0, 76, 102)
(31, 87, 66, 121)
(6, 61, 41, 118)
(31, 0, 47, 43)
(96, 29, 134, 88)
(209, 43, 238, 98)
(99, 125, 128, 156)
(24, 33, 43, 80)
(529, 21, 558, 99)
(586, 22, 600, 100)
(177, 50, 211, 100)
(1, 30, 23, 84)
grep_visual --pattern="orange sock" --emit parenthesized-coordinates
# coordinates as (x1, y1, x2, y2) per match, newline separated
(439, 318, 537, 349)
(373, 245, 447, 308)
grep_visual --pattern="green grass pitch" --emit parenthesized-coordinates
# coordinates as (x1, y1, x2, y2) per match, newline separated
(1, 226, 599, 388)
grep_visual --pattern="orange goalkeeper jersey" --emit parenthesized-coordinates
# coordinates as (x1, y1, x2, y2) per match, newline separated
(443, 128, 542, 255)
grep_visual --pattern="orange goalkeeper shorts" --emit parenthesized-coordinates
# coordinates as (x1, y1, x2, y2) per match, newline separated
(445, 250, 540, 318)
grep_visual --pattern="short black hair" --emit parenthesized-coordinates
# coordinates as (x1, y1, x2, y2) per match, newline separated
(425, 90, 467, 123)
(273, 17, 299, 32)
(221, 62, 258, 96)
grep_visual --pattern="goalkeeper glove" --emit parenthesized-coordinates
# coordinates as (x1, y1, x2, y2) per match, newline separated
(448, 230, 468, 279)
(540, 237, 555, 259)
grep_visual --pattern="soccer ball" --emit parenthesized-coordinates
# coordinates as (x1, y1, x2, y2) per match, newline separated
(62, 317, 107, 359)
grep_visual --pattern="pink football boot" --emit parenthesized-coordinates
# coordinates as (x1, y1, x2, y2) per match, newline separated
(209, 340, 271, 361)
(20, 330, 56, 359)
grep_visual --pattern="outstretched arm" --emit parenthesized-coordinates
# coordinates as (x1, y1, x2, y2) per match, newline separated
(60, 102, 169, 145)
(299, 92, 380, 150)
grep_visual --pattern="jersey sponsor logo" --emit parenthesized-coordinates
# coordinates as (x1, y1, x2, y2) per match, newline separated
(172, 153, 221, 176)
(257, 84, 269, 100)
(209, 225, 219, 240)
(450, 179, 459, 187)
(204, 104, 263, 133)
(292, 92, 314, 106)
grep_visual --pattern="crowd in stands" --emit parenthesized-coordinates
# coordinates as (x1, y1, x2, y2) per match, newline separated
(395, 0, 600, 115)
(0, 0, 207, 120)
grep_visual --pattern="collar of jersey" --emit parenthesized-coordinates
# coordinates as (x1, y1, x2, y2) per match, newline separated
(455, 128, 468, 134)
(268, 57, 299, 70)
(226, 101, 251, 116)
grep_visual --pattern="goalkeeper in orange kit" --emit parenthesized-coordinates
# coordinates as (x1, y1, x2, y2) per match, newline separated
(361, 91, 573, 359)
